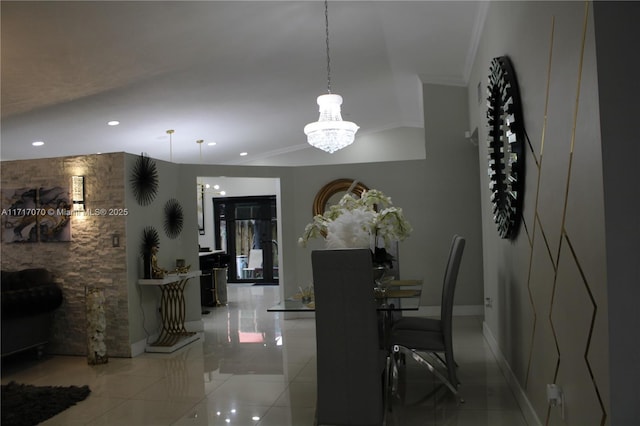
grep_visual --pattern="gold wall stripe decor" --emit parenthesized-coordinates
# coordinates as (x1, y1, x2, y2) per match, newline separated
(524, 14, 556, 390)
(523, 2, 607, 423)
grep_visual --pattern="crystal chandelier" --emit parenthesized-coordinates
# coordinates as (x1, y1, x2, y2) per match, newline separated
(304, 0, 359, 153)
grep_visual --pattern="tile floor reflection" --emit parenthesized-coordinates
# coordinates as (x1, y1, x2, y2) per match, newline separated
(1, 284, 528, 425)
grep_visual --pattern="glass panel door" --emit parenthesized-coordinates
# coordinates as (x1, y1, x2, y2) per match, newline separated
(214, 196, 278, 284)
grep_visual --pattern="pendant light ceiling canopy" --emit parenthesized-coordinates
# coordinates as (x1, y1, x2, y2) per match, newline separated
(304, 0, 359, 154)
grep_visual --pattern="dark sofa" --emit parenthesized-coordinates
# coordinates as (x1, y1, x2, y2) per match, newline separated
(1, 268, 63, 357)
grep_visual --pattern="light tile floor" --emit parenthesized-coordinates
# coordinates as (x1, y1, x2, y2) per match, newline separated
(1, 285, 529, 426)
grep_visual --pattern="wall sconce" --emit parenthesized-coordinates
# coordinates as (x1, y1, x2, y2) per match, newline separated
(72, 175, 85, 212)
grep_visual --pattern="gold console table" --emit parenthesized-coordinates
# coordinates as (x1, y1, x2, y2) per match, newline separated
(138, 270, 202, 353)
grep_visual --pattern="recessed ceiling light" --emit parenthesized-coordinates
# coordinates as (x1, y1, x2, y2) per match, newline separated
(240, 152, 248, 156)
(220, 191, 226, 196)
(107, 120, 120, 126)
(32, 141, 45, 146)
(207, 142, 216, 146)
(213, 185, 219, 190)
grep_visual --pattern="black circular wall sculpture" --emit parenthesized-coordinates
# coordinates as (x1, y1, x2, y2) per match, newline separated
(163, 198, 184, 239)
(130, 154, 159, 206)
(486, 55, 525, 239)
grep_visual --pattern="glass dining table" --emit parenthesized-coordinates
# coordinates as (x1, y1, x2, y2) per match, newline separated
(266, 279, 423, 313)
(267, 279, 423, 348)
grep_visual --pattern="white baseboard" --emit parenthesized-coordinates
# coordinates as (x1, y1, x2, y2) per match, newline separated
(131, 338, 149, 357)
(483, 321, 542, 426)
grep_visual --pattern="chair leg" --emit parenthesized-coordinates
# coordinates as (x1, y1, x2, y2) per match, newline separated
(384, 355, 391, 410)
(443, 347, 460, 388)
(393, 345, 464, 403)
(429, 352, 460, 386)
(433, 352, 459, 369)
(388, 350, 400, 403)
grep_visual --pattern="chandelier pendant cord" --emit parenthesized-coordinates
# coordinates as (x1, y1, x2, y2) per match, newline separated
(197, 139, 203, 164)
(166, 129, 174, 162)
(325, 0, 331, 94)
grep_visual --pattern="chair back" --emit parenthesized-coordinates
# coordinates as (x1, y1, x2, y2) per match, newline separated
(247, 249, 263, 269)
(440, 235, 465, 353)
(312, 248, 384, 426)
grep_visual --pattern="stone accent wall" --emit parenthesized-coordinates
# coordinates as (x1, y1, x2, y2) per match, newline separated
(1, 153, 131, 357)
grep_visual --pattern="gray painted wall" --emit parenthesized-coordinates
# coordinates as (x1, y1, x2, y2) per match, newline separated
(288, 86, 483, 310)
(124, 155, 192, 347)
(422, 83, 484, 309)
(466, 1, 627, 424)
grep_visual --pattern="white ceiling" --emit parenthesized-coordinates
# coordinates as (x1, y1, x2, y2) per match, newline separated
(1, 1, 487, 166)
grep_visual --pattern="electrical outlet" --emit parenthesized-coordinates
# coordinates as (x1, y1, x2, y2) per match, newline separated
(485, 297, 493, 308)
(547, 384, 565, 419)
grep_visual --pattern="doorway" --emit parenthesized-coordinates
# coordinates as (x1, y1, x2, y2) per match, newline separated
(213, 195, 278, 284)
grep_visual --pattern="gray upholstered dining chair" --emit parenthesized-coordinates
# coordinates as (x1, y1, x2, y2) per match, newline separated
(312, 248, 389, 426)
(389, 234, 466, 402)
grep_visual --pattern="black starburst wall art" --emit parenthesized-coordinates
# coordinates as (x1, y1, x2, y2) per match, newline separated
(140, 226, 160, 279)
(140, 226, 160, 257)
(130, 154, 159, 206)
(163, 198, 184, 239)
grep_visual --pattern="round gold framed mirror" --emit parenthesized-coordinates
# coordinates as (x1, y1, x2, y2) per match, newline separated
(312, 178, 369, 216)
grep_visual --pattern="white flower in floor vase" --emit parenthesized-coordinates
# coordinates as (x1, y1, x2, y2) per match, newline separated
(86, 287, 108, 365)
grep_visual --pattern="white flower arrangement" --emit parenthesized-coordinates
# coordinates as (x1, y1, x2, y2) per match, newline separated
(298, 189, 412, 254)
